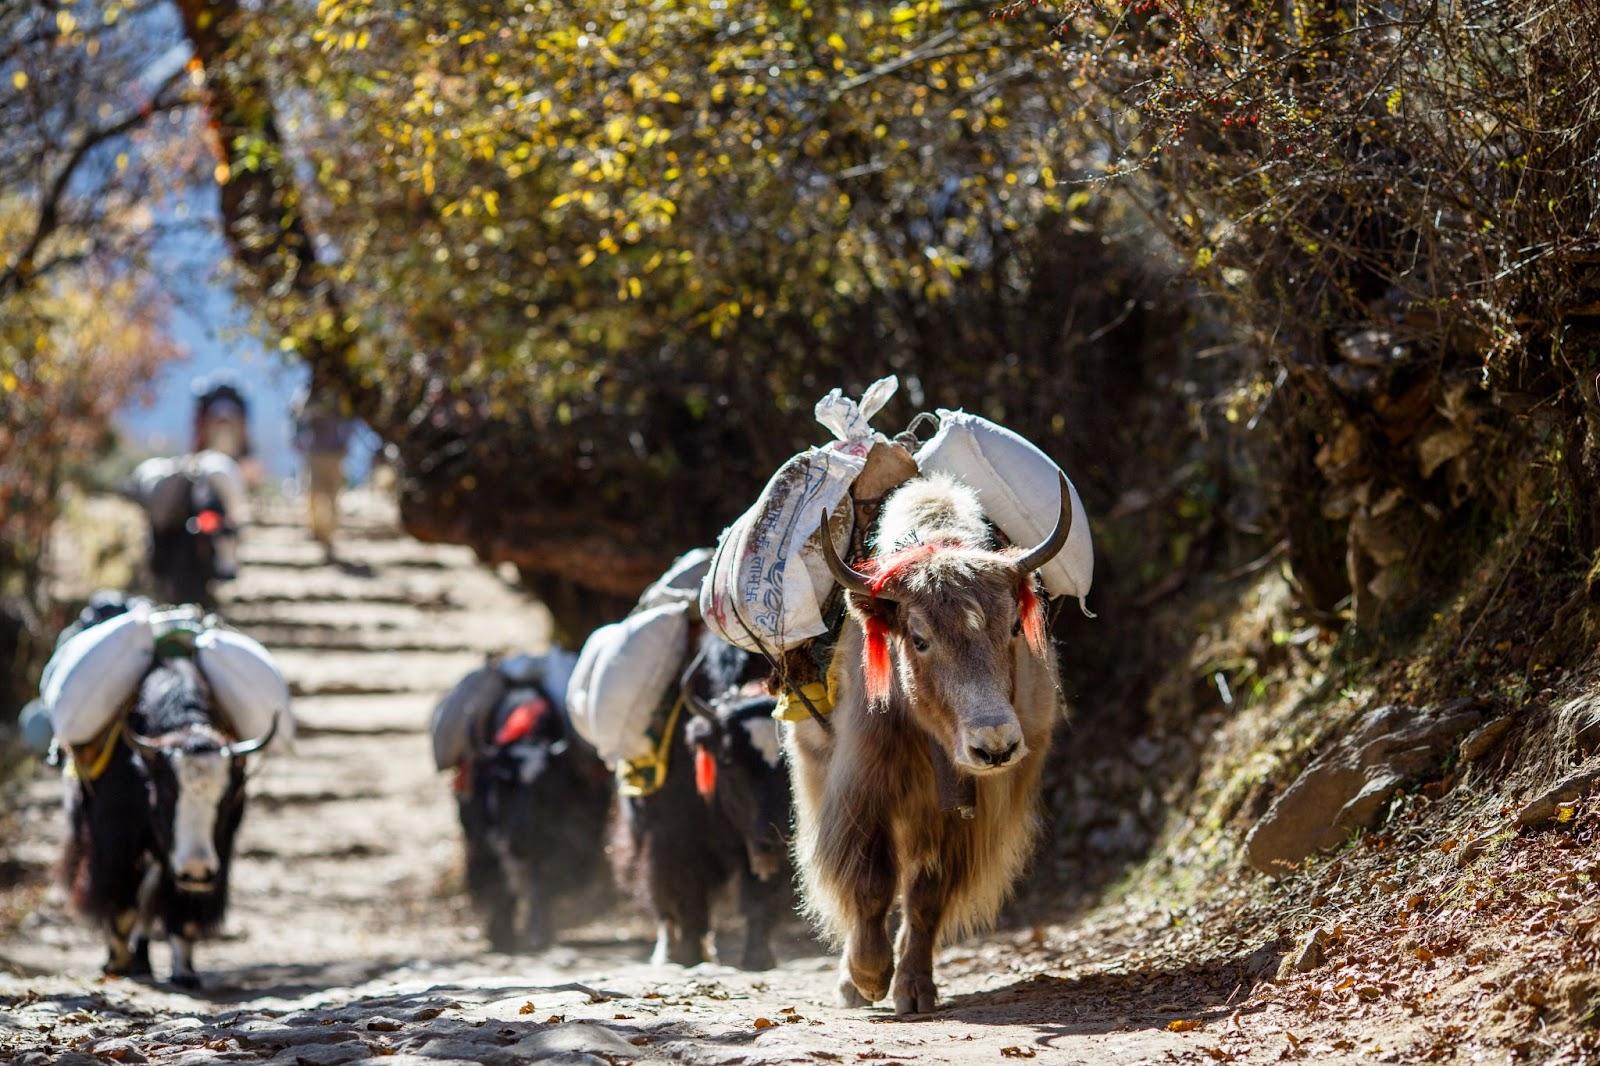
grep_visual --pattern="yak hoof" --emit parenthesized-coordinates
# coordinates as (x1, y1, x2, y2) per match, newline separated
(835, 977, 872, 1008)
(892, 975, 937, 1017)
(169, 972, 202, 991)
(740, 946, 776, 972)
(126, 939, 152, 977)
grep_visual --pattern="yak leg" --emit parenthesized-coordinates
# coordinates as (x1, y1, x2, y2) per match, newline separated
(169, 926, 200, 990)
(504, 854, 551, 954)
(891, 865, 945, 1016)
(647, 854, 713, 967)
(102, 910, 137, 975)
(123, 862, 161, 977)
(665, 888, 712, 967)
(737, 865, 778, 971)
(837, 827, 896, 1007)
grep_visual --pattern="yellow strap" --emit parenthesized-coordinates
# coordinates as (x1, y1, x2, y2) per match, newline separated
(773, 680, 834, 722)
(616, 691, 686, 799)
(65, 717, 125, 783)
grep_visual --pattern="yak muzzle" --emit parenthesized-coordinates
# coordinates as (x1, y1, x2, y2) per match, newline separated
(957, 718, 1027, 774)
(174, 858, 219, 893)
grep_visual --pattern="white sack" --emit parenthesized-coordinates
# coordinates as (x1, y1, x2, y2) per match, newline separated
(914, 409, 1093, 606)
(194, 627, 295, 752)
(431, 665, 508, 770)
(700, 377, 897, 652)
(130, 457, 191, 533)
(44, 606, 155, 745)
(191, 450, 251, 526)
(567, 602, 691, 767)
(637, 548, 713, 612)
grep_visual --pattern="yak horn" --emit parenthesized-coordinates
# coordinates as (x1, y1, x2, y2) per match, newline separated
(224, 711, 280, 758)
(677, 647, 719, 723)
(820, 508, 898, 602)
(1011, 472, 1074, 578)
(124, 730, 167, 764)
(684, 687, 719, 723)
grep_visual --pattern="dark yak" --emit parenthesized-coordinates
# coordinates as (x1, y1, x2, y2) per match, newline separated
(60, 647, 275, 988)
(611, 634, 791, 970)
(146, 470, 239, 610)
(456, 679, 612, 953)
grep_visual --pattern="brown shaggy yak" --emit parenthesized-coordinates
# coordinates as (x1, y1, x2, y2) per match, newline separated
(786, 473, 1069, 1015)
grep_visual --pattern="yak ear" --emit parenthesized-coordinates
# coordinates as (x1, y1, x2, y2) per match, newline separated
(685, 715, 718, 749)
(844, 591, 899, 631)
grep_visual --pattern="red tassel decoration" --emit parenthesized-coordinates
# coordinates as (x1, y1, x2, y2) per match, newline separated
(494, 696, 549, 746)
(1018, 577, 1047, 657)
(694, 746, 718, 798)
(864, 615, 893, 706)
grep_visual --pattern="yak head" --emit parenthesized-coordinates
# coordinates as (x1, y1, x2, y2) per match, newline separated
(820, 473, 1070, 777)
(126, 662, 275, 893)
(685, 695, 789, 881)
(472, 688, 572, 842)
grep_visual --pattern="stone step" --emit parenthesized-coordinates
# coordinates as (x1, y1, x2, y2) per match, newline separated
(221, 574, 458, 608)
(231, 624, 487, 655)
(292, 693, 437, 737)
(274, 649, 483, 698)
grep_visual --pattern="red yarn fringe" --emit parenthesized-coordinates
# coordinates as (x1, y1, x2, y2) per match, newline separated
(1018, 578, 1047, 657)
(495, 696, 549, 745)
(694, 746, 718, 797)
(864, 615, 893, 706)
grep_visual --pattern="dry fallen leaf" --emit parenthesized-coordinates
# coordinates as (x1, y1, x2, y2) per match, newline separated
(754, 1017, 778, 1029)
(1000, 1047, 1037, 1059)
(1167, 1018, 1203, 1033)
(544, 1015, 564, 1024)
(630, 1036, 652, 1046)
(517, 1002, 535, 1015)
(1201, 1048, 1235, 1062)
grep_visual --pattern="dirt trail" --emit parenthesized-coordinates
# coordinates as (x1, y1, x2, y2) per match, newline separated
(1, 496, 1362, 1065)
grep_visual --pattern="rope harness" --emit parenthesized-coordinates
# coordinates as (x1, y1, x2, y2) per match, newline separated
(64, 715, 127, 784)
(615, 689, 687, 798)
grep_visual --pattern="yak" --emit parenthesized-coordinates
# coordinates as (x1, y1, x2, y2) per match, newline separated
(146, 470, 239, 610)
(611, 634, 790, 971)
(60, 652, 275, 988)
(788, 473, 1071, 1014)
(456, 680, 611, 953)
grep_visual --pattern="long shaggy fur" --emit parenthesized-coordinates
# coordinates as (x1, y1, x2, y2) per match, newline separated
(788, 476, 1061, 977)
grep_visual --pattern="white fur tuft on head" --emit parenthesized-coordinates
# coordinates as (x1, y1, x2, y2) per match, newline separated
(873, 475, 990, 556)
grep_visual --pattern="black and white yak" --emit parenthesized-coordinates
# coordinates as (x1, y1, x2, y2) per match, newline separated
(59, 653, 275, 987)
(610, 634, 792, 970)
(456, 682, 612, 953)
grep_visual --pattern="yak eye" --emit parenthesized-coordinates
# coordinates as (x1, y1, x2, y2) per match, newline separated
(910, 633, 931, 654)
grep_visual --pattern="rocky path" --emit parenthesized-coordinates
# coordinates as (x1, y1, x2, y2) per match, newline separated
(0, 495, 1333, 1065)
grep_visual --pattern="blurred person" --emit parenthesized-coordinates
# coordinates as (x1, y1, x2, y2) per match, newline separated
(191, 375, 251, 460)
(292, 385, 356, 561)
(191, 374, 263, 488)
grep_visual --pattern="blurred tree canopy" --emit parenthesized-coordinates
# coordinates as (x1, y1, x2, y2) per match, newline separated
(1, 2, 194, 713)
(1032, 0, 1600, 625)
(175, 0, 1169, 620)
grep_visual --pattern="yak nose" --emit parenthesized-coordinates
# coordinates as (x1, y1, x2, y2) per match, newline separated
(748, 848, 783, 882)
(963, 721, 1026, 770)
(175, 857, 218, 887)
